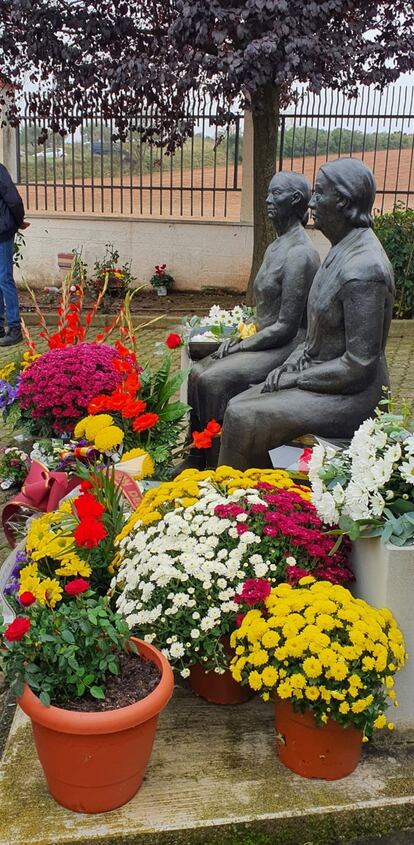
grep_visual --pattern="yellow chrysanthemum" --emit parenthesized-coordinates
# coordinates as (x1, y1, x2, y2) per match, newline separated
(94, 425, 124, 452)
(0, 362, 15, 380)
(84, 414, 114, 442)
(248, 670, 263, 691)
(261, 666, 278, 687)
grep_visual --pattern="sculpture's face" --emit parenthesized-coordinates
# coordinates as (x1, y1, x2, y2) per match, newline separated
(266, 176, 296, 224)
(309, 173, 341, 232)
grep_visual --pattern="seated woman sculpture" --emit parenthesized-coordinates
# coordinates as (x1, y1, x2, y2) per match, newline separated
(184, 170, 320, 469)
(218, 158, 395, 470)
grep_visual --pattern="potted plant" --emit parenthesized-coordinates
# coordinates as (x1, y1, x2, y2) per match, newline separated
(0, 447, 30, 492)
(230, 576, 406, 780)
(113, 469, 353, 704)
(90, 243, 135, 299)
(309, 405, 414, 725)
(149, 263, 174, 296)
(0, 584, 174, 813)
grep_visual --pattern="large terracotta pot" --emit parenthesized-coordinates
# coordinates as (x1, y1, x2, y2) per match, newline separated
(188, 636, 252, 705)
(275, 698, 363, 780)
(18, 638, 174, 813)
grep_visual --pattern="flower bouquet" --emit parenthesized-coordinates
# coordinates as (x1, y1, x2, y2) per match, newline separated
(113, 468, 353, 698)
(230, 576, 406, 778)
(0, 447, 30, 491)
(149, 263, 174, 295)
(90, 243, 135, 298)
(184, 304, 256, 344)
(0, 584, 173, 812)
(309, 408, 414, 545)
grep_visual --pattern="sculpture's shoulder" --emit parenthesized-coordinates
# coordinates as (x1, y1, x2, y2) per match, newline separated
(288, 227, 321, 272)
(266, 227, 320, 272)
(339, 228, 394, 290)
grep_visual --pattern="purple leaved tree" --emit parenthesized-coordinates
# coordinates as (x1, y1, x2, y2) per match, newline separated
(1, 1, 413, 300)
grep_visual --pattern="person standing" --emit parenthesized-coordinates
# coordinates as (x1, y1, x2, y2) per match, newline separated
(0, 162, 29, 347)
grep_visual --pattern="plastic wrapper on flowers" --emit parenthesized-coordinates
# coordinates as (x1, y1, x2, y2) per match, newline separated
(309, 407, 414, 546)
(112, 467, 353, 679)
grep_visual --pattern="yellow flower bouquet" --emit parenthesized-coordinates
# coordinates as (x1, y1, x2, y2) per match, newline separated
(230, 576, 406, 778)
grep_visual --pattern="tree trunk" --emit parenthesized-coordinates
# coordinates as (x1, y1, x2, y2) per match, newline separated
(245, 84, 280, 305)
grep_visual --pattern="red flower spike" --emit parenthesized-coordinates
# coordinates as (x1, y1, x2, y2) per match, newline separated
(73, 518, 107, 548)
(74, 493, 105, 520)
(205, 419, 221, 436)
(192, 431, 213, 449)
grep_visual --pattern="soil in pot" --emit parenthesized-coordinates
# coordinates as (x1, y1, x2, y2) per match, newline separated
(62, 652, 161, 712)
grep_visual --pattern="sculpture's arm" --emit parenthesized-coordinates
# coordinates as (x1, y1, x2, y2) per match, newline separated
(240, 248, 314, 352)
(296, 279, 386, 394)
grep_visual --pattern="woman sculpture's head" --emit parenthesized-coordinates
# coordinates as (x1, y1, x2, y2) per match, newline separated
(318, 158, 376, 228)
(266, 171, 312, 230)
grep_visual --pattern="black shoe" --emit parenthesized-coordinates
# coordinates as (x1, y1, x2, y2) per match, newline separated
(0, 326, 23, 347)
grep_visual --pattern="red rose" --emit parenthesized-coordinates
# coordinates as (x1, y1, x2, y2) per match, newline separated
(132, 412, 159, 432)
(192, 430, 213, 449)
(165, 333, 182, 349)
(74, 493, 105, 520)
(19, 592, 36, 607)
(64, 578, 90, 595)
(4, 617, 31, 642)
(205, 419, 221, 436)
(73, 518, 107, 548)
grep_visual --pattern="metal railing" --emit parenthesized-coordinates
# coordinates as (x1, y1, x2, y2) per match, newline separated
(277, 84, 414, 214)
(15, 83, 414, 218)
(16, 92, 243, 220)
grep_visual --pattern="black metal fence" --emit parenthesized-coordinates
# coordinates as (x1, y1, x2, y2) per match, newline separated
(16, 83, 414, 219)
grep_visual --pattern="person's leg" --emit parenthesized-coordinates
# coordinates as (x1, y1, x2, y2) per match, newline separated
(0, 237, 22, 346)
(0, 287, 4, 337)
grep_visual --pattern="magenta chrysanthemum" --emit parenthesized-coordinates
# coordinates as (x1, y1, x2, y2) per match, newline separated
(17, 343, 123, 435)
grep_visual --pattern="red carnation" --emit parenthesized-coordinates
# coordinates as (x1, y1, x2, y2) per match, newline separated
(192, 430, 213, 449)
(236, 578, 272, 607)
(4, 617, 31, 642)
(73, 518, 107, 548)
(64, 579, 90, 595)
(205, 419, 221, 436)
(165, 333, 182, 349)
(19, 592, 36, 607)
(132, 412, 159, 432)
(74, 493, 105, 520)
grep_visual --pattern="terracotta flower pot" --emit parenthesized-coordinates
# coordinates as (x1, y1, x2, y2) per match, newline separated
(275, 698, 363, 780)
(18, 638, 174, 813)
(188, 636, 252, 705)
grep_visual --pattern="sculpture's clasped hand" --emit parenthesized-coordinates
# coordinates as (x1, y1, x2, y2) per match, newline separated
(212, 339, 241, 360)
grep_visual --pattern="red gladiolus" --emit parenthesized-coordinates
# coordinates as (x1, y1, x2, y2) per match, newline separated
(80, 479, 94, 493)
(205, 419, 221, 436)
(192, 430, 213, 449)
(121, 399, 147, 419)
(64, 578, 90, 595)
(19, 592, 36, 607)
(73, 518, 107, 548)
(165, 333, 182, 349)
(132, 412, 159, 432)
(74, 493, 105, 520)
(4, 617, 31, 642)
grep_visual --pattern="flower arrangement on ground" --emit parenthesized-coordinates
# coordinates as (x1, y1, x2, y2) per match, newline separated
(114, 468, 352, 678)
(149, 263, 175, 292)
(309, 407, 414, 545)
(90, 243, 135, 298)
(0, 447, 30, 491)
(230, 576, 406, 740)
(4, 467, 129, 606)
(184, 304, 256, 344)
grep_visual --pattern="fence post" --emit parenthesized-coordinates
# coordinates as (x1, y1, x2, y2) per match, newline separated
(240, 108, 254, 224)
(0, 80, 18, 180)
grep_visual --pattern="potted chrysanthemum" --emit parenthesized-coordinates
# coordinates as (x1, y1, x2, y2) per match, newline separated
(0, 583, 174, 813)
(230, 576, 406, 780)
(114, 469, 353, 705)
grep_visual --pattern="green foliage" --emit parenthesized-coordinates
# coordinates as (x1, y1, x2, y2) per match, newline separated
(90, 242, 135, 298)
(138, 352, 190, 476)
(372, 206, 414, 319)
(0, 592, 134, 706)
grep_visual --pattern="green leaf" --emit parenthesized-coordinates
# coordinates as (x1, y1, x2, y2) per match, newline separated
(90, 686, 105, 700)
(338, 516, 360, 540)
(39, 691, 51, 706)
(61, 628, 76, 644)
(158, 401, 190, 422)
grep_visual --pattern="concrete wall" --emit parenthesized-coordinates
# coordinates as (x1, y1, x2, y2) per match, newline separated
(16, 212, 330, 291)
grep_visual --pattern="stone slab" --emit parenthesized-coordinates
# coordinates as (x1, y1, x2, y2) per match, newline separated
(1, 687, 414, 845)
